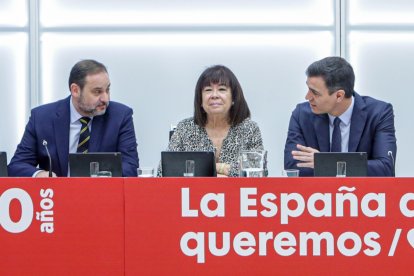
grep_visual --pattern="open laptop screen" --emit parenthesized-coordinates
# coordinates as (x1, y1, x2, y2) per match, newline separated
(69, 152, 122, 177)
(161, 151, 216, 177)
(314, 152, 368, 177)
(0, 152, 7, 177)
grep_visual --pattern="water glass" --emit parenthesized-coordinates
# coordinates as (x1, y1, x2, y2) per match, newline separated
(138, 167, 154, 177)
(96, 171, 112, 177)
(239, 150, 267, 177)
(183, 160, 195, 177)
(282, 169, 299, 177)
(336, 161, 346, 177)
(90, 162, 99, 177)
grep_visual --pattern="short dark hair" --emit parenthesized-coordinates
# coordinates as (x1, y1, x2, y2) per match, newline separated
(306, 56, 355, 98)
(194, 65, 251, 127)
(68, 59, 108, 90)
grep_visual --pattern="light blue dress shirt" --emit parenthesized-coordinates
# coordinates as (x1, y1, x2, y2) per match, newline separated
(328, 96, 354, 152)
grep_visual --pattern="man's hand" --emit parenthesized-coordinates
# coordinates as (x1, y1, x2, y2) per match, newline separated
(291, 144, 320, 169)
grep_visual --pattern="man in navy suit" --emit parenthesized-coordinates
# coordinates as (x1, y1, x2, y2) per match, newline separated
(8, 59, 139, 177)
(284, 56, 396, 176)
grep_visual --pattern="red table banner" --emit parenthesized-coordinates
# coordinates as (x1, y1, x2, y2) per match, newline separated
(0, 178, 125, 275)
(125, 178, 414, 275)
(2, 177, 414, 275)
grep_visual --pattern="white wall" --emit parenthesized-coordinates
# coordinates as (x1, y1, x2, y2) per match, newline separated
(0, 33, 28, 159)
(346, 0, 414, 175)
(1, 0, 411, 175)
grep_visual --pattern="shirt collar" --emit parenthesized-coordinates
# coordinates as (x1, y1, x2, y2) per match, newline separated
(328, 95, 354, 126)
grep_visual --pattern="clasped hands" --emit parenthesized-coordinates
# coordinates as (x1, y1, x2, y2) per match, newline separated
(216, 162, 230, 177)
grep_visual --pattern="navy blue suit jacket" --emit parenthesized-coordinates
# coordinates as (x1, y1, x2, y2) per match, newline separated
(8, 96, 139, 177)
(284, 92, 397, 176)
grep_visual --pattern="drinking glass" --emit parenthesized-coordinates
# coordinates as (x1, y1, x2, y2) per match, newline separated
(183, 160, 195, 177)
(96, 171, 112, 177)
(90, 162, 99, 177)
(336, 161, 346, 177)
(138, 167, 154, 177)
(239, 150, 267, 177)
(282, 169, 299, 177)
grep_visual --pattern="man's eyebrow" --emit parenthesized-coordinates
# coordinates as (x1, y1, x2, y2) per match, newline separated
(309, 87, 320, 94)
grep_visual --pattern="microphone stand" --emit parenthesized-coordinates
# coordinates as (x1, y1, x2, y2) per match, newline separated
(43, 140, 53, 177)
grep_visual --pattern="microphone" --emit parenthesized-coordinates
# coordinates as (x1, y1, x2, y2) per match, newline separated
(42, 140, 53, 177)
(388, 151, 395, 177)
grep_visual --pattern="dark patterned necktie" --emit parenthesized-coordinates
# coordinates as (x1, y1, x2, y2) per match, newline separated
(77, 117, 91, 153)
(330, 117, 342, 152)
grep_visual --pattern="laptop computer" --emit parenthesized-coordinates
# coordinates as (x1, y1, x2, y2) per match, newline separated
(69, 152, 122, 177)
(314, 152, 368, 177)
(161, 151, 216, 177)
(0, 152, 7, 177)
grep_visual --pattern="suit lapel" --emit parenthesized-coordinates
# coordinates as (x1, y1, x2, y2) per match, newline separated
(349, 93, 367, 152)
(53, 97, 70, 176)
(313, 114, 330, 152)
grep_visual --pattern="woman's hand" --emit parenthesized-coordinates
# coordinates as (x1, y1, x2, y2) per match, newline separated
(216, 162, 230, 176)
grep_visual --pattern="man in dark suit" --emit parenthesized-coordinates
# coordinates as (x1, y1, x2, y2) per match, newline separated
(8, 59, 139, 177)
(284, 56, 396, 176)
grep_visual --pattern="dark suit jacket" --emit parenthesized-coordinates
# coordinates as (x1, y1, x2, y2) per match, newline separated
(8, 96, 139, 177)
(284, 92, 397, 176)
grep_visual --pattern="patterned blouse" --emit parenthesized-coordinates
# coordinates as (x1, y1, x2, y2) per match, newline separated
(159, 117, 264, 176)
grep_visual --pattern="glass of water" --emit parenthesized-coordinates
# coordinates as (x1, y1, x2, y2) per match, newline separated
(336, 161, 346, 177)
(90, 162, 99, 177)
(282, 169, 299, 177)
(96, 171, 112, 177)
(183, 160, 195, 177)
(239, 150, 267, 177)
(138, 167, 154, 177)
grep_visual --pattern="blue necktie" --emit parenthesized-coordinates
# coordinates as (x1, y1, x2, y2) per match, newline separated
(330, 117, 342, 152)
